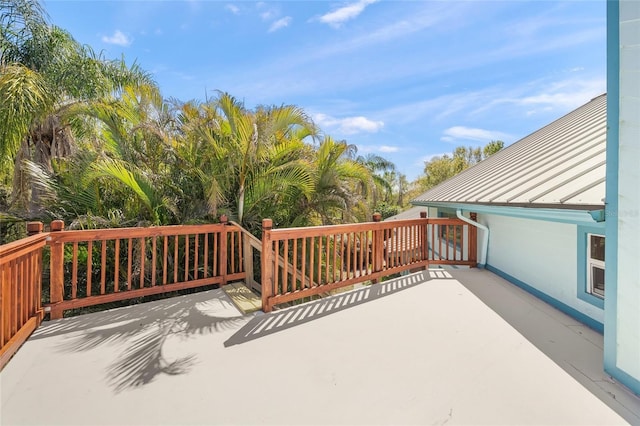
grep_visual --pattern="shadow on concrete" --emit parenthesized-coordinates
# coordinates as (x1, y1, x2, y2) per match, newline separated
(38, 289, 246, 393)
(224, 269, 451, 347)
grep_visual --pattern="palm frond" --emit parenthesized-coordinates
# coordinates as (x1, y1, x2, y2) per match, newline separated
(0, 63, 53, 164)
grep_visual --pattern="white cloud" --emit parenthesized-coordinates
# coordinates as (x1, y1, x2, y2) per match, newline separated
(441, 126, 510, 143)
(379, 145, 398, 153)
(261, 11, 275, 21)
(517, 82, 604, 110)
(318, 0, 378, 28)
(269, 17, 292, 33)
(358, 145, 400, 154)
(482, 77, 606, 116)
(315, 113, 384, 135)
(226, 4, 240, 14)
(101, 30, 131, 46)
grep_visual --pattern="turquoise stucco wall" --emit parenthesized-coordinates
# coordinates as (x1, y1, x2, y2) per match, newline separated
(605, 0, 640, 395)
(479, 214, 605, 326)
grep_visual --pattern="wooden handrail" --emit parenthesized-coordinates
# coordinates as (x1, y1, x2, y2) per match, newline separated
(231, 221, 312, 292)
(0, 233, 49, 265)
(261, 216, 478, 312)
(0, 225, 47, 371)
(0, 214, 479, 370)
(45, 219, 245, 319)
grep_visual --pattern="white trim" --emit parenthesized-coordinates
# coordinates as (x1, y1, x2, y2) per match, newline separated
(587, 233, 605, 298)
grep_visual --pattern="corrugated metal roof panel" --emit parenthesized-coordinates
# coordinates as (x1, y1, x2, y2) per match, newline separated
(384, 205, 426, 221)
(412, 94, 607, 209)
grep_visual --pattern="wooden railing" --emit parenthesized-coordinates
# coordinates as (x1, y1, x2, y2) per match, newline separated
(0, 212, 478, 369)
(260, 214, 477, 312)
(45, 217, 245, 319)
(0, 223, 47, 370)
(232, 222, 262, 293)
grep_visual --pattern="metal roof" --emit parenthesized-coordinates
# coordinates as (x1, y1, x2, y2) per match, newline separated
(384, 205, 426, 221)
(412, 94, 607, 210)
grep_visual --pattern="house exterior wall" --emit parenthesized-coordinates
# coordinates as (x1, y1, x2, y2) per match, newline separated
(605, 0, 640, 393)
(616, 0, 640, 386)
(478, 214, 605, 326)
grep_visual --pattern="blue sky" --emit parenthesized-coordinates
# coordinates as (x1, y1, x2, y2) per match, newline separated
(44, 0, 606, 180)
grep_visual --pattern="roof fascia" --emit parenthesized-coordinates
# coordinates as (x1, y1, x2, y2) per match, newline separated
(412, 201, 604, 226)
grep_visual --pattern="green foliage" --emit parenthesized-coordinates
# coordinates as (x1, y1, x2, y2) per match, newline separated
(1, 0, 155, 219)
(374, 202, 399, 220)
(420, 140, 504, 190)
(483, 140, 504, 157)
(0, 0, 402, 240)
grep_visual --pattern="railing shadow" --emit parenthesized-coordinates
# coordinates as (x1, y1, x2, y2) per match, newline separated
(36, 289, 247, 393)
(225, 269, 448, 347)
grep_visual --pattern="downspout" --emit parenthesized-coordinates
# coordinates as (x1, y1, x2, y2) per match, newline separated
(456, 209, 488, 268)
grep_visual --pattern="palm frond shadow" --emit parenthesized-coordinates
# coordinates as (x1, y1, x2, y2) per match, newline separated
(49, 289, 247, 393)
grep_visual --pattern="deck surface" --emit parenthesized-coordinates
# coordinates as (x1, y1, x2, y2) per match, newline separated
(2, 268, 639, 425)
(222, 281, 262, 314)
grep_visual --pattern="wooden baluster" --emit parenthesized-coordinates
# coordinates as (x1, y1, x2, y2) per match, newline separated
(71, 242, 78, 299)
(364, 231, 370, 275)
(291, 238, 298, 291)
(372, 213, 383, 283)
(309, 237, 314, 287)
(219, 215, 228, 286)
(139, 238, 145, 289)
(193, 234, 198, 280)
(325, 236, 330, 284)
(283, 239, 289, 293)
(318, 236, 323, 284)
(87, 241, 93, 294)
(100, 240, 107, 294)
(301, 237, 307, 289)
(128, 238, 133, 290)
(163, 236, 168, 284)
(114, 239, 120, 292)
(173, 235, 178, 283)
(203, 233, 209, 279)
(213, 233, 218, 277)
(184, 235, 189, 283)
(152, 236, 157, 286)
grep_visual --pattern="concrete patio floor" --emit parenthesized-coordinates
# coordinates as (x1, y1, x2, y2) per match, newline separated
(2, 268, 640, 425)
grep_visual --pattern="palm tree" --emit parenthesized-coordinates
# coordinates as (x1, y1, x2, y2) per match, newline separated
(355, 152, 396, 207)
(0, 0, 154, 217)
(178, 92, 318, 232)
(24, 87, 178, 226)
(295, 137, 373, 226)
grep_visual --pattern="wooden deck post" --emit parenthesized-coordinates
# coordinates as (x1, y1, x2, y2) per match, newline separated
(26, 222, 43, 236)
(261, 219, 274, 312)
(469, 212, 478, 266)
(49, 220, 65, 319)
(372, 213, 383, 283)
(219, 215, 228, 286)
(419, 212, 428, 268)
